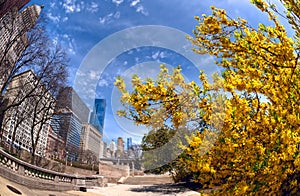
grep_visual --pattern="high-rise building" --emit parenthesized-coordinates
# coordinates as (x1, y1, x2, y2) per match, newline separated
(109, 139, 115, 157)
(0, 4, 42, 89)
(127, 137, 133, 150)
(0, 0, 30, 19)
(89, 99, 106, 134)
(56, 87, 90, 122)
(80, 122, 102, 160)
(2, 70, 54, 157)
(51, 87, 90, 162)
(116, 137, 124, 158)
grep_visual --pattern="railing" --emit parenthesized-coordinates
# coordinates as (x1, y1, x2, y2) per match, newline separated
(0, 148, 106, 191)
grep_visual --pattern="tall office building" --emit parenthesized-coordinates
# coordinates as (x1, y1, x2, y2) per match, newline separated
(55, 87, 89, 122)
(127, 137, 133, 150)
(89, 99, 106, 135)
(0, 4, 42, 89)
(80, 122, 102, 160)
(115, 137, 124, 158)
(109, 139, 115, 157)
(2, 70, 54, 157)
(0, 0, 30, 19)
(51, 87, 90, 161)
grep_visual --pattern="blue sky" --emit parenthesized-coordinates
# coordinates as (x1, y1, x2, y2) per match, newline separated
(27, 0, 291, 145)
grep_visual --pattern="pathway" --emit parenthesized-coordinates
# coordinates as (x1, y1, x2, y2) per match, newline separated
(0, 175, 200, 196)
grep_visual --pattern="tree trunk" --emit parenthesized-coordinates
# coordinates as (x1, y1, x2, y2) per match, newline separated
(30, 146, 36, 165)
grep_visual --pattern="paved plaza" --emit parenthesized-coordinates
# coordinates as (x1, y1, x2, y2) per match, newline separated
(0, 175, 200, 196)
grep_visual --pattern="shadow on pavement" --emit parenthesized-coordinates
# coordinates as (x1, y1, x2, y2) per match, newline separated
(129, 182, 200, 194)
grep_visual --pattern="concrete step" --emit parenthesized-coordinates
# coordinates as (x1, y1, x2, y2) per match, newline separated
(124, 175, 173, 185)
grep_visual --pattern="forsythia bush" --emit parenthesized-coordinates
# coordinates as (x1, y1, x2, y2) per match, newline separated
(115, 0, 300, 194)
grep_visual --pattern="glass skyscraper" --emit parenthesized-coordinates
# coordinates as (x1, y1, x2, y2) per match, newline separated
(51, 87, 89, 161)
(89, 99, 106, 135)
(127, 137, 133, 150)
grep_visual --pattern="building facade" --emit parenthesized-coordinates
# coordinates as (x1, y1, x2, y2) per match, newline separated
(56, 87, 90, 123)
(127, 137, 132, 150)
(51, 87, 89, 162)
(45, 125, 65, 160)
(2, 70, 54, 157)
(109, 139, 116, 158)
(0, 4, 42, 89)
(51, 109, 84, 162)
(116, 137, 125, 158)
(0, 0, 30, 19)
(89, 99, 105, 135)
(80, 122, 102, 161)
(99, 140, 104, 158)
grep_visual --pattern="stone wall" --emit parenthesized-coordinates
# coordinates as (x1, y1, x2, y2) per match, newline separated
(65, 165, 98, 176)
(0, 148, 105, 191)
(99, 161, 129, 180)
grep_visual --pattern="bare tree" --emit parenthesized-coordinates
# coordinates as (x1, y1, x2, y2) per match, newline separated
(3, 99, 32, 154)
(0, 5, 41, 95)
(80, 149, 98, 166)
(1, 12, 69, 164)
(0, 5, 46, 138)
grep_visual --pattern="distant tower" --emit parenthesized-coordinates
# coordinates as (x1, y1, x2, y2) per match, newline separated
(114, 137, 124, 158)
(109, 139, 115, 157)
(127, 137, 132, 150)
(117, 137, 124, 152)
(89, 99, 106, 135)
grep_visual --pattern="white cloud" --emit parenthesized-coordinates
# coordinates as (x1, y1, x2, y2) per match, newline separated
(62, 0, 76, 13)
(59, 34, 76, 55)
(89, 70, 99, 80)
(62, 0, 84, 13)
(130, 0, 140, 7)
(99, 18, 106, 24)
(114, 11, 121, 19)
(75, 70, 86, 77)
(62, 17, 69, 22)
(62, 34, 69, 39)
(129, 0, 148, 16)
(87, 2, 99, 13)
(50, 2, 56, 8)
(152, 51, 159, 60)
(99, 13, 114, 24)
(47, 13, 60, 23)
(112, 0, 124, 6)
(68, 44, 75, 55)
(98, 78, 109, 87)
(52, 36, 58, 45)
(160, 51, 166, 58)
(99, 12, 121, 24)
(151, 51, 167, 60)
(136, 5, 148, 16)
